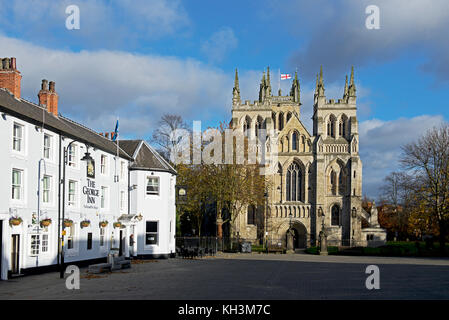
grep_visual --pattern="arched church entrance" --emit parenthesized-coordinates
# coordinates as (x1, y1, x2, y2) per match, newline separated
(286, 221, 307, 249)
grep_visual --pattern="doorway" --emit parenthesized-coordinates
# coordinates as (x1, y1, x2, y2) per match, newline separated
(0, 222, 2, 275)
(288, 222, 307, 249)
(119, 230, 123, 256)
(11, 234, 20, 275)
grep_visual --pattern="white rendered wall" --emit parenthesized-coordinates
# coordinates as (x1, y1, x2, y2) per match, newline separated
(0, 112, 129, 279)
(129, 170, 176, 257)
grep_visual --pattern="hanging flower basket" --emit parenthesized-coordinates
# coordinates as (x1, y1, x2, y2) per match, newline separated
(99, 221, 108, 228)
(9, 216, 22, 227)
(113, 222, 122, 229)
(40, 218, 52, 228)
(63, 219, 73, 228)
(80, 220, 91, 228)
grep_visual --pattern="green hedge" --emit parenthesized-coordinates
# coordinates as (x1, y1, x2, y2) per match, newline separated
(304, 241, 449, 257)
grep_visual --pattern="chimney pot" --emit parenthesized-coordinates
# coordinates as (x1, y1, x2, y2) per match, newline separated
(41, 79, 49, 91)
(49, 81, 55, 92)
(0, 57, 22, 99)
(38, 79, 58, 116)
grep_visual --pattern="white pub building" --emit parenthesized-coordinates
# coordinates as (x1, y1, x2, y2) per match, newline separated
(0, 57, 176, 280)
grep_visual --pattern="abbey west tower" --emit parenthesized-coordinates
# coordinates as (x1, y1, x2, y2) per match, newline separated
(230, 67, 363, 248)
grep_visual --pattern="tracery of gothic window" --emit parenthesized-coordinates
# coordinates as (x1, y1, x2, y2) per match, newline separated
(286, 162, 303, 202)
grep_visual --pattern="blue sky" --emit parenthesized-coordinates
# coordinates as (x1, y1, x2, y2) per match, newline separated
(1, 0, 448, 198)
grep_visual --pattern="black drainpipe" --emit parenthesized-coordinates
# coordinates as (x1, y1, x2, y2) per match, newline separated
(128, 164, 131, 215)
(57, 135, 62, 267)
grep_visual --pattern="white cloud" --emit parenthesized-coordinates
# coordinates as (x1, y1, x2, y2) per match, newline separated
(0, 35, 231, 137)
(201, 27, 238, 63)
(0, 0, 190, 48)
(359, 115, 446, 198)
(263, 0, 449, 83)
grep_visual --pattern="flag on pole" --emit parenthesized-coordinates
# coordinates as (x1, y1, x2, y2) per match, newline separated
(112, 119, 119, 141)
(281, 74, 292, 80)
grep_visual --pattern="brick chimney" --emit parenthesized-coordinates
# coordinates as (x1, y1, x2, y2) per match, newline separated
(38, 79, 59, 116)
(0, 57, 22, 99)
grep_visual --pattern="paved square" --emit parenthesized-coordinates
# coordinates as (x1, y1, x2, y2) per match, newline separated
(0, 254, 448, 299)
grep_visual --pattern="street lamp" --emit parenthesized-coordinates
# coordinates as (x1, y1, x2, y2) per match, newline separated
(264, 190, 268, 251)
(351, 207, 357, 247)
(60, 140, 93, 279)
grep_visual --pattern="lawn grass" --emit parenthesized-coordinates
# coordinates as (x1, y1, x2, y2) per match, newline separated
(305, 246, 339, 255)
(304, 241, 449, 257)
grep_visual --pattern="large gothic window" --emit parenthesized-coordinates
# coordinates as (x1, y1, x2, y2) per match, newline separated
(331, 205, 340, 226)
(279, 113, 284, 131)
(286, 162, 302, 202)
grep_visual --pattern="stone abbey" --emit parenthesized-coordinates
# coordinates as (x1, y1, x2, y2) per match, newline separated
(230, 66, 385, 248)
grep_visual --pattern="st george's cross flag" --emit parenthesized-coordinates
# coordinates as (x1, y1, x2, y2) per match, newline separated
(281, 74, 292, 80)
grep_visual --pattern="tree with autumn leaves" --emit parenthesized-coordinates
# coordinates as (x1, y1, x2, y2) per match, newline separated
(380, 123, 449, 251)
(169, 118, 268, 238)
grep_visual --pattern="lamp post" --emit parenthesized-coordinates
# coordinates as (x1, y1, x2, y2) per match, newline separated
(351, 207, 357, 247)
(60, 140, 93, 279)
(286, 211, 294, 253)
(264, 190, 268, 252)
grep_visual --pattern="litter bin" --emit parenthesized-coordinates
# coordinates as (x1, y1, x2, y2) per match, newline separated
(240, 242, 252, 253)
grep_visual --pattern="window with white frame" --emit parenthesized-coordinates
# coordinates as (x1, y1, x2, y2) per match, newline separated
(68, 180, 76, 206)
(12, 169, 23, 200)
(101, 186, 108, 209)
(120, 191, 125, 211)
(43, 134, 51, 159)
(42, 175, 51, 203)
(146, 176, 159, 195)
(67, 225, 75, 250)
(42, 234, 49, 253)
(101, 155, 107, 174)
(30, 234, 40, 256)
(68, 144, 77, 167)
(145, 221, 158, 245)
(13, 123, 23, 152)
(30, 233, 49, 256)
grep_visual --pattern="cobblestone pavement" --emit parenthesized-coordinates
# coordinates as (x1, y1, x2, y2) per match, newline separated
(0, 255, 448, 300)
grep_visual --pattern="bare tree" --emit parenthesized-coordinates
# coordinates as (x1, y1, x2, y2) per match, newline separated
(379, 171, 413, 239)
(151, 114, 189, 162)
(400, 123, 449, 251)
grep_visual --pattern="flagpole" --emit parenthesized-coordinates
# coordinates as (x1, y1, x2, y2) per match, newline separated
(278, 68, 281, 95)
